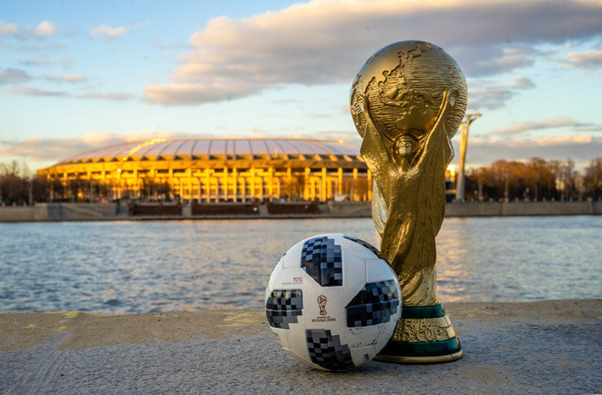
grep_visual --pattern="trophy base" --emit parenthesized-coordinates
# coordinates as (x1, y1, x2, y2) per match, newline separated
(376, 304, 463, 364)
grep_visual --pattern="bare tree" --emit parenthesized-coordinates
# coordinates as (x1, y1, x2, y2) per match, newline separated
(584, 158, 602, 199)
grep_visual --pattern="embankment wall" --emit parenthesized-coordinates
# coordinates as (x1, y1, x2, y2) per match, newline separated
(445, 200, 601, 217)
(0, 203, 129, 222)
(1, 200, 600, 222)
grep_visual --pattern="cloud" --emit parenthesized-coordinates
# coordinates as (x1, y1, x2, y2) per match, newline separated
(90, 25, 128, 40)
(0, 68, 31, 84)
(4, 86, 68, 97)
(34, 21, 56, 37)
(512, 76, 536, 90)
(0, 21, 18, 36)
(0, 131, 201, 165)
(456, 46, 541, 77)
(0, 20, 58, 40)
(565, 44, 602, 69)
(458, 134, 602, 167)
(234, 127, 361, 148)
(491, 117, 602, 136)
(90, 23, 147, 40)
(144, 82, 257, 105)
(19, 56, 52, 67)
(79, 92, 135, 101)
(21, 57, 74, 68)
(3, 86, 135, 101)
(468, 76, 536, 110)
(44, 74, 88, 83)
(143, 0, 602, 106)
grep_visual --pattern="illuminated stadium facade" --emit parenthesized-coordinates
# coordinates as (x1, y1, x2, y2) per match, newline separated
(38, 138, 372, 202)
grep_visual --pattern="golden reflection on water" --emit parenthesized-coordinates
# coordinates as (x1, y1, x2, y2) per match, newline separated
(436, 219, 482, 303)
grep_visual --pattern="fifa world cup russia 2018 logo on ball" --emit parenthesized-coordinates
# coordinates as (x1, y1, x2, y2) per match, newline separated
(317, 295, 328, 316)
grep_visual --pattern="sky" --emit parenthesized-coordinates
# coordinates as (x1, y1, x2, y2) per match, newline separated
(1, 0, 601, 172)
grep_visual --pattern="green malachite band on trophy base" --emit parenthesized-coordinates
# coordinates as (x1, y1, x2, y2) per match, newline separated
(380, 337, 462, 357)
(375, 303, 463, 363)
(401, 304, 445, 319)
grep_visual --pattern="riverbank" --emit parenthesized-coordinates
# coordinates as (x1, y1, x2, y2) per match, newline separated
(1, 200, 601, 222)
(1, 299, 600, 394)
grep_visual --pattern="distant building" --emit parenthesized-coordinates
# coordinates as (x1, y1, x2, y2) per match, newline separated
(37, 138, 372, 202)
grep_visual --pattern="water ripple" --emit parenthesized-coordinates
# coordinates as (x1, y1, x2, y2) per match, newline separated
(0, 217, 600, 313)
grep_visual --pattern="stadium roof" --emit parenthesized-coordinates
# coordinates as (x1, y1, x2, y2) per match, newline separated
(52, 138, 363, 166)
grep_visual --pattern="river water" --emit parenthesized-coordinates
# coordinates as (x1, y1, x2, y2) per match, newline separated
(1, 217, 600, 313)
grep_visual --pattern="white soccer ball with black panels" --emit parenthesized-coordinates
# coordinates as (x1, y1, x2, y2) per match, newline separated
(265, 234, 401, 371)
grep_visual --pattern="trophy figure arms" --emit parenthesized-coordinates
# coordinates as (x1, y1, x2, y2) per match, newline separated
(360, 90, 455, 306)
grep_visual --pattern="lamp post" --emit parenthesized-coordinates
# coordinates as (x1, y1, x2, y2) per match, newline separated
(455, 113, 481, 201)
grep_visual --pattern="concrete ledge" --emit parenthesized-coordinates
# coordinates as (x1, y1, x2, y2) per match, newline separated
(2, 201, 602, 222)
(445, 200, 601, 217)
(1, 299, 600, 394)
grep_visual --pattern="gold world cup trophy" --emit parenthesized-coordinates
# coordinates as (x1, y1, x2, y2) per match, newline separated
(350, 41, 467, 363)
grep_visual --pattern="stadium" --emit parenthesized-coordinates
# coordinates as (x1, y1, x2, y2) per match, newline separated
(37, 138, 372, 203)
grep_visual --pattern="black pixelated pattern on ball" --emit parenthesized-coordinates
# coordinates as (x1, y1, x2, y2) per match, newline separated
(300, 237, 343, 286)
(306, 329, 355, 371)
(266, 289, 303, 329)
(343, 234, 384, 260)
(346, 280, 400, 327)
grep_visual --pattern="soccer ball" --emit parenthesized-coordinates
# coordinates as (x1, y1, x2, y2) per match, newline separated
(265, 234, 401, 371)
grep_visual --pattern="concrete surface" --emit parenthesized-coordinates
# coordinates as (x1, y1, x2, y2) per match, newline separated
(1, 299, 601, 394)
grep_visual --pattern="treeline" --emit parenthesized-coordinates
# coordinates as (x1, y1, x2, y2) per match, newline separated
(0, 160, 107, 205)
(0, 161, 55, 205)
(462, 157, 602, 201)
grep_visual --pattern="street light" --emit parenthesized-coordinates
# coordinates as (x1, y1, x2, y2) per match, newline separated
(455, 112, 482, 201)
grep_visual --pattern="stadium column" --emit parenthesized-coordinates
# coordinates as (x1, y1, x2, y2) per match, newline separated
(251, 167, 256, 202)
(223, 167, 228, 202)
(186, 167, 192, 203)
(269, 167, 274, 202)
(277, 179, 282, 200)
(241, 177, 246, 203)
(63, 171, 68, 200)
(179, 176, 184, 201)
(49, 172, 54, 201)
(147, 168, 152, 200)
(287, 167, 292, 201)
(338, 168, 343, 196)
(88, 170, 93, 202)
(168, 167, 174, 200)
(133, 168, 138, 198)
(304, 167, 311, 201)
(321, 167, 327, 201)
(116, 169, 122, 200)
(205, 169, 210, 203)
(197, 177, 202, 202)
(233, 168, 238, 202)
(353, 168, 358, 202)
